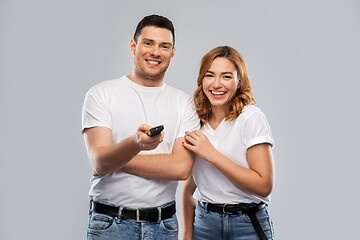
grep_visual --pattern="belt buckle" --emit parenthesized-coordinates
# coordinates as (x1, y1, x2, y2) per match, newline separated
(222, 203, 233, 214)
(136, 209, 146, 223)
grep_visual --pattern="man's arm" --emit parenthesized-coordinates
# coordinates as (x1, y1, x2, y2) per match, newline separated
(121, 137, 195, 181)
(83, 125, 163, 176)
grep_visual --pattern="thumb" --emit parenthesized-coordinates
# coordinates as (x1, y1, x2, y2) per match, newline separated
(139, 124, 151, 132)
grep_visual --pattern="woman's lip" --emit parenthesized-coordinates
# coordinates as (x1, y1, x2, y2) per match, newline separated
(210, 90, 227, 98)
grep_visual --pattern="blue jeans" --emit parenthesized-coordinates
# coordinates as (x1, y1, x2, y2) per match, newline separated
(87, 202, 178, 240)
(193, 203, 274, 240)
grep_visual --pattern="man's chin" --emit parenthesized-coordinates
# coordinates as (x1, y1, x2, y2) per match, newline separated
(143, 72, 166, 81)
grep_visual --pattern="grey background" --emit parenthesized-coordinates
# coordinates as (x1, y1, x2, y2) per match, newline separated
(1, 0, 359, 239)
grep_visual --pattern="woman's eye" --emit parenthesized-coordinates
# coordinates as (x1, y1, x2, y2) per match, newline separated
(205, 74, 214, 78)
(224, 75, 232, 79)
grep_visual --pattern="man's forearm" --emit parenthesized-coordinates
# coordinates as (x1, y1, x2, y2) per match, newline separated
(122, 138, 194, 180)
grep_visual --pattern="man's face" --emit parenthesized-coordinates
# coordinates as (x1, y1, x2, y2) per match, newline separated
(131, 26, 175, 81)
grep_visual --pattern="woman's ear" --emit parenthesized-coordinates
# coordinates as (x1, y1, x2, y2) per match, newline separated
(237, 80, 241, 89)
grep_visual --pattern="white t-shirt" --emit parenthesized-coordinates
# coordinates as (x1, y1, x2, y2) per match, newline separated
(82, 76, 200, 208)
(192, 105, 274, 205)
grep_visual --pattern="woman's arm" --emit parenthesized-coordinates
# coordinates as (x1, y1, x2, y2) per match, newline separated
(183, 130, 274, 197)
(182, 174, 197, 240)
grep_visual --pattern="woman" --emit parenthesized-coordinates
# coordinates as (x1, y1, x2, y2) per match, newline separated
(182, 46, 275, 240)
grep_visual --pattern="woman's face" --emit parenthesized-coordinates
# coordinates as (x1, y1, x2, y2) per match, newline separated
(202, 57, 239, 111)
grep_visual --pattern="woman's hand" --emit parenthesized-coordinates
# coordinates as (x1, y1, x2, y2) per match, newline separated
(183, 130, 217, 162)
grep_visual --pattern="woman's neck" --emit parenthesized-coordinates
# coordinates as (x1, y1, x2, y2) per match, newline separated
(208, 107, 227, 130)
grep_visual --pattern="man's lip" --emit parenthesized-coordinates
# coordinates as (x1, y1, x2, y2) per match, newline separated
(145, 59, 161, 65)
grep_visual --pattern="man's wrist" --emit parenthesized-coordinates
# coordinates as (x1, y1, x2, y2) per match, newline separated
(133, 133, 143, 150)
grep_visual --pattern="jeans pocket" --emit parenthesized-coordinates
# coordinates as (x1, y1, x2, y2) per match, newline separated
(160, 214, 179, 233)
(88, 212, 115, 232)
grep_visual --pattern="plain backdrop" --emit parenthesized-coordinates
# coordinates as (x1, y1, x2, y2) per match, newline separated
(1, 0, 359, 239)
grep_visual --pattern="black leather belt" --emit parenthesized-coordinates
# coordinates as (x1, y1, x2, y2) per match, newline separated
(201, 201, 265, 215)
(200, 201, 268, 240)
(91, 201, 176, 222)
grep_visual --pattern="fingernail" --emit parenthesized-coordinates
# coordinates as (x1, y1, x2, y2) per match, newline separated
(185, 131, 188, 134)
(182, 142, 184, 144)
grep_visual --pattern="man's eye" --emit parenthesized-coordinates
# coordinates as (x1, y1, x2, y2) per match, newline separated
(162, 45, 169, 49)
(144, 42, 151, 46)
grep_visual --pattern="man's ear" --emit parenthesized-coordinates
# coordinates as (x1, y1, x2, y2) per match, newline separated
(171, 47, 176, 59)
(130, 39, 136, 55)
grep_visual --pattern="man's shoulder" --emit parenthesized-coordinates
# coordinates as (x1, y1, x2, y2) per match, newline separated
(93, 76, 125, 89)
(87, 76, 127, 95)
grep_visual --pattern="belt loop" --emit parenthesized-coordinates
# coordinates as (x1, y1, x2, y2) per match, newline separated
(204, 202, 208, 214)
(117, 206, 123, 223)
(157, 206, 162, 223)
(89, 199, 93, 215)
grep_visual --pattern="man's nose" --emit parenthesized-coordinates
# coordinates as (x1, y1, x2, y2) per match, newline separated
(150, 46, 161, 57)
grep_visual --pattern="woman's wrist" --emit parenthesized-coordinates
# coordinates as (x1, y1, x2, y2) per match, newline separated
(182, 230, 193, 240)
(207, 148, 222, 164)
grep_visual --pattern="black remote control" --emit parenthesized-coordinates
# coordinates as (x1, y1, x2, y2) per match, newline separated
(148, 125, 164, 137)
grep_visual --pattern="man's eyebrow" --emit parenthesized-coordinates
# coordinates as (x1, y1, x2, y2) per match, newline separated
(161, 42, 173, 46)
(141, 38, 154, 42)
(141, 38, 173, 46)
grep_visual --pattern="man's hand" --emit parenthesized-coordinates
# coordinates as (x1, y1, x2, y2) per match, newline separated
(135, 124, 164, 150)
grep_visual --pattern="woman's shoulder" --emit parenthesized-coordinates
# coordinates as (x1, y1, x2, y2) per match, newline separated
(240, 104, 264, 118)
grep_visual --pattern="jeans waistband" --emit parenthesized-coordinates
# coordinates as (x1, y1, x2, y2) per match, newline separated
(199, 201, 265, 215)
(91, 200, 176, 222)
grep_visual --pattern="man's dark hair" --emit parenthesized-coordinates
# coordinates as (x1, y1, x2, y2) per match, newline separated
(133, 14, 175, 47)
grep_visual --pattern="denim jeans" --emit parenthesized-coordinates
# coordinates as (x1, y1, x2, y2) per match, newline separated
(193, 203, 274, 240)
(87, 202, 178, 240)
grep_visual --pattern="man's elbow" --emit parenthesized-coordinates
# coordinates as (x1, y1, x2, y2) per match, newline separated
(90, 151, 112, 176)
(91, 160, 109, 176)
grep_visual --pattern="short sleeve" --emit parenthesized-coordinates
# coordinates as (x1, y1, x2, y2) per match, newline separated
(176, 97, 200, 139)
(81, 87, 112, 132)
(243, 110, 274, 149)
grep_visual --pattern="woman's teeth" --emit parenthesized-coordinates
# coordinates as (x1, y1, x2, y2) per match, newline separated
(211, 91, 226, 96)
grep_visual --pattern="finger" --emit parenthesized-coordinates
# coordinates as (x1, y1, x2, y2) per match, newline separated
(139, 124, 151, 132)
(182, 141, 195, 152)
(185, 131, 197, 140)
(147, 131, 163, 143)
(192, 130, 203, 137)
(184, 134, 197, 146)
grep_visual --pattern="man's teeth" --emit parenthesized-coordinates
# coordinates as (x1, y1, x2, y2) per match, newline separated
(147, 60, 160, 64)
(212, 91, 226, 96)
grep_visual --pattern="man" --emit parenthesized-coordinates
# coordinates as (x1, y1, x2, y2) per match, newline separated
(82, 14, 200, 239)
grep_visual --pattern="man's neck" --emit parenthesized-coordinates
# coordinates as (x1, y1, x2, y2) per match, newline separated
(127, 72, 164, 87)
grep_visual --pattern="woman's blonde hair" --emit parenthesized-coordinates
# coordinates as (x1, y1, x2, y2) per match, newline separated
(194, 46, 255, 124)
